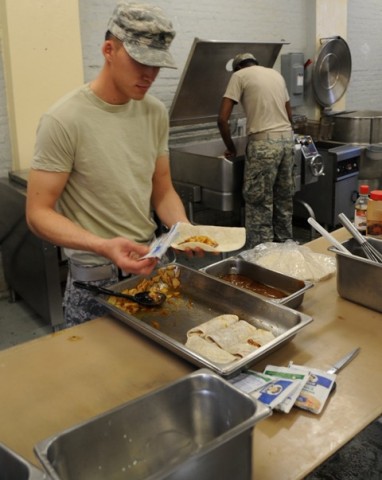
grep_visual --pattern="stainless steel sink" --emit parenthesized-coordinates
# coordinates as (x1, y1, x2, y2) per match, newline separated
(0, 443, 46, 479)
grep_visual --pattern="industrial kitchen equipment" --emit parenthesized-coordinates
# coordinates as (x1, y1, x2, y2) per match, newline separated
(0, 172, 66, 329)
(312, 36, 352, 109)
(294, 36, 365, 228)
(327, 111, 382, 189)
(169, 38, 324, 224)
(311, 37, 382, 192)
(294, 142, 361, 229)
(294, 134, 324, 190)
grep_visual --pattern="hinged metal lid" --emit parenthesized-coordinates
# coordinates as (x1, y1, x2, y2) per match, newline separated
(312, 36, 352, 108)
(169, 38, 287, 127)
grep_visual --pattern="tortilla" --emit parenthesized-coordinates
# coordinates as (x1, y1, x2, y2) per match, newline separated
(207, 320, 259, 350)
(187, 314, 239, 338)
(225, 342, 260, 358)
(171, 223, 246, 253)
(185, 336, 237, 364)
(224, 328, 276, 357)
(185, 314, 276, 364)
(247, 328, 276, 346)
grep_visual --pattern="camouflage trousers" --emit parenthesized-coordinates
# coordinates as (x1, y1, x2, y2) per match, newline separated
(62, 252, 175, 328)
(63, 266, 119, 328)
(243, 136, 295, 249)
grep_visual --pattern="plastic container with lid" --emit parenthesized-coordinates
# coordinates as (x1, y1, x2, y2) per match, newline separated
(367, 190, 382, 238)
(354, 184, 369, 234)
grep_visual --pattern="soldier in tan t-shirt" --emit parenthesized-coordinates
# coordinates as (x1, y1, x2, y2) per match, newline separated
(218, 53, 294, 248)
(26, 3, 192, 326)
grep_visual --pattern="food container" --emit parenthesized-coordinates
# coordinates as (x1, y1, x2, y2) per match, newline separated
(96, 263, 313, 377)
(34, 369, 271, 480)
(329, 237, 382, 312)
(0, 443, 46, 479)
(200, 258, 313, 309)
(367, 190, 382, 238)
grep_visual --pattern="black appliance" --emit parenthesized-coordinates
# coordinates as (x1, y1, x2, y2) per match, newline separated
(294, 142, 361, 229)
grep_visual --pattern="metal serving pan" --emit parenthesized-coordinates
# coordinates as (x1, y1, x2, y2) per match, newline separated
(0, 442, 46, 479)
(96, 264, 313, 377)
(200, 258, 313, 309)
(329, 237, 382, 312)
(35, 369, 271, 480)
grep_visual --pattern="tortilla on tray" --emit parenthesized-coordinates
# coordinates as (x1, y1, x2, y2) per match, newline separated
(185, 336, 237, 364)
(187, 314, 239, 337)
(206, 320, 259, 350)
(185, 314, 275, 364)
(171, 223, 246, 252)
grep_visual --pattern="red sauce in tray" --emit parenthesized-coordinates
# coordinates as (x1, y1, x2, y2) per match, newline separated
(220, 273, 288, 299)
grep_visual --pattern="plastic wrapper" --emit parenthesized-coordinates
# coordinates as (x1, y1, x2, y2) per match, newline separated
(240, 240, 336, 282)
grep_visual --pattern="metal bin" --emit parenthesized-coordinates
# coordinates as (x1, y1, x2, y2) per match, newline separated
(0, 443, 46, 480)
(35, 369, 271, 480)
(329, 237, 382, 312)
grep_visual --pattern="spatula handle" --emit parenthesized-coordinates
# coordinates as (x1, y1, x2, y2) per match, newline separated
(338, 213, 366, 245)
(307, 217, 351, 254)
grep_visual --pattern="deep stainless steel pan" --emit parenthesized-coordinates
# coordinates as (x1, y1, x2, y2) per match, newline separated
(96, 263, 313, 377)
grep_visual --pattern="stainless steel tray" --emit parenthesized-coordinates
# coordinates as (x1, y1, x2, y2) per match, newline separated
(329, 237, 382, 312)
(97, 264, 313, 377)
(35, 369, 271, 480)
(0, 442, 46, 479)
(200, 257, 313, 309)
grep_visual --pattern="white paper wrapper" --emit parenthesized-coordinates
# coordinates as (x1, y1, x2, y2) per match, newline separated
(287, 363, 337, 414)
(142, 223, 180, 259)
(263, 365, 310, 414)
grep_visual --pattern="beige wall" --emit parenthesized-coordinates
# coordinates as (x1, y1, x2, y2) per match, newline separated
(0, 0, 84, 170)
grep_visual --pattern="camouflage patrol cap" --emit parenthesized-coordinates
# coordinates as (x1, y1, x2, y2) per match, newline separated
(107, 2, 177, 69)
(232, 53, 258, 71)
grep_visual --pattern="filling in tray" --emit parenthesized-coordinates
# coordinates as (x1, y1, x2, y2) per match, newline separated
(201, 257, 312, 308)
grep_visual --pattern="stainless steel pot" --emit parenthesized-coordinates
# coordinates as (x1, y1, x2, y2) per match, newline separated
(330, 110, 382, 144)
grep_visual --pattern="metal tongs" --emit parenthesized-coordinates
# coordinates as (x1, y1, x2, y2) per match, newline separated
(73, 281, 166, 307)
